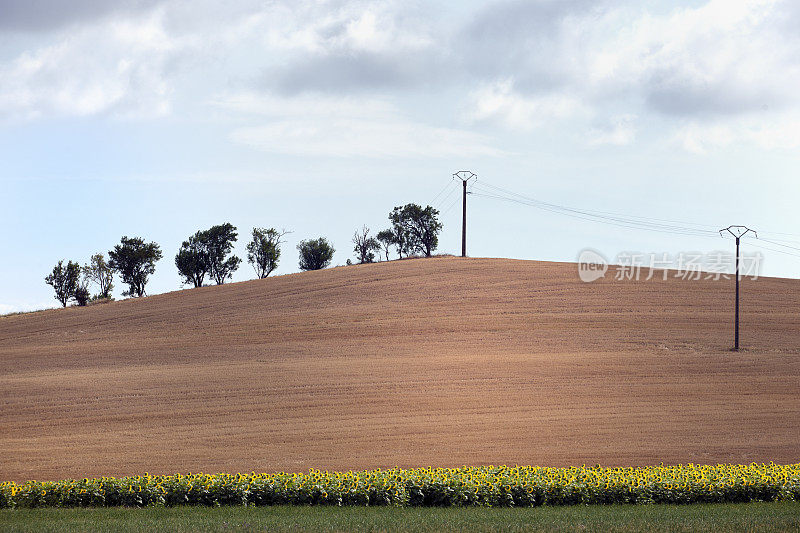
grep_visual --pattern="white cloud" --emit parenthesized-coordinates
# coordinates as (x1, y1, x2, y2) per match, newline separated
(461, 0, 800, 114)
(0, 7, 191, 120)
(0, 0, 443, 119)
(217, 93, 504, 158)
(333, 6, 433, 54)
(605, 0, 799, 117)
(0, 0, 165, 32)
(465, 80, 587, 131)
(235, 1, 434, 56)
(456, 0, 800, 150)
(246, 1, 441, 94)
(588, 115, 637, 146)
(3, 0, 800, 154)
(674, 111, 800, 154)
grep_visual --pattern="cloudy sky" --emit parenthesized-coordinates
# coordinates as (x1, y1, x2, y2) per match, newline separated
(2, 0, 800, 313)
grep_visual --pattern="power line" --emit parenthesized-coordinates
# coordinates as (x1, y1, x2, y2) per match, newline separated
(473, 182, 717, 229)
(450, 177, 799, 269)
(472, 181, 720, 236)
(467, 179, 800, 246)
(434, 182, 459, 210)
(470, 188, 719, 239)
(471, 184, 716, 236)
(758, 238, 800, 253)
(430, 180, 454, 206)
(749, 241, 800, 259)
(755, 229, 800, 238)
(442, 192, 462, 215)
(754, 235, 800, 246)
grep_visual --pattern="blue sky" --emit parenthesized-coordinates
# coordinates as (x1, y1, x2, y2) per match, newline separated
(2, 0, 800, 313)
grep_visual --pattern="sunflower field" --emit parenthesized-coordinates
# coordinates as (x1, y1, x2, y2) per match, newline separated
(1, 463, 799, 509)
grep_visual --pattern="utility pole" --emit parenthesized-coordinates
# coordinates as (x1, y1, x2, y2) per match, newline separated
(719, 225, 757, 351)
(453, 171, 477, 257)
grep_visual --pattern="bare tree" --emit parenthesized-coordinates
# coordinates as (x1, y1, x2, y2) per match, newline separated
(352, 226, 381, 264)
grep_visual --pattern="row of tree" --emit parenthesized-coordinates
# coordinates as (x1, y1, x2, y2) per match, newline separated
(44, 237, 162, 307)
(352, 204, 443, 263)
(44, 203, 442, 307)
(174, 224, 340, 286)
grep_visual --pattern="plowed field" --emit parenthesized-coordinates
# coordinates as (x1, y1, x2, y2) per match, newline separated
(1, 257, 798, 481)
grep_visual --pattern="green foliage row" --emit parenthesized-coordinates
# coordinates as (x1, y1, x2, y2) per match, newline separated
(45, 202, 446, 305)
(176, 223, 241, 287)
(2, 464, 798, 509)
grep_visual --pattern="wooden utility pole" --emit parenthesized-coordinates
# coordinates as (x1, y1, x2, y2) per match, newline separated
(453, 171, 477, 257)
(719, 225, 757, 351)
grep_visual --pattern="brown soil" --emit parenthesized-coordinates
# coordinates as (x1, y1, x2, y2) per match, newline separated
(1, 257, 798, 482)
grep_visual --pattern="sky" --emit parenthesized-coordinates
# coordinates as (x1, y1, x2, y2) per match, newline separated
(2, 0, 800, 313)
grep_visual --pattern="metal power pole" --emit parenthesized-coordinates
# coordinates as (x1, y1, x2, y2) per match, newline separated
(462, 179, 467, 256)
(719, 225, 757, 351)
(453, 171, 477, 257)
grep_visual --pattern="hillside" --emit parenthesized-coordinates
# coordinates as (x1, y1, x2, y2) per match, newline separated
(1, 257, 799, 481)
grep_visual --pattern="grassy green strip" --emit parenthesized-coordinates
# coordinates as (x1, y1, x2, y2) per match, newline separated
(2, 464, 799, 509)
(1, 502, 800, 532)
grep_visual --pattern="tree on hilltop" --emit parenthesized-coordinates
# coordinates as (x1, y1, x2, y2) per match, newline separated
(83, 253, 114, 299)
(175, 223, 241, 287)
(376, 229, 394, 261)
(352, 226, 381, 264)
(73, 284, 90, 306)
(377, 225, 409, 259)
(45, 260, 81, 307)
(175, 233, 210, 288)
(205, 223, 241, 285)
(247, 227, 288, 278)
(298, 238, 335, 271)
(388, 203, 442, 257)
(108, 236, 162, 297)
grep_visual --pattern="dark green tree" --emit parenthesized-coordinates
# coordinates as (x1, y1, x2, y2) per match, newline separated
(352, 226, 381, 264)
(175, 233, 210, 288)
(297, 237, 335, 271)
(83, 253, 114, 298)
(108, 236, 163, 297)
(205, 223, 241, 285)
(44, 260, 81, 307)
(388, 203, 442, 257)
(247, 228, 288, 279)
(73, 285, 90, 306)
